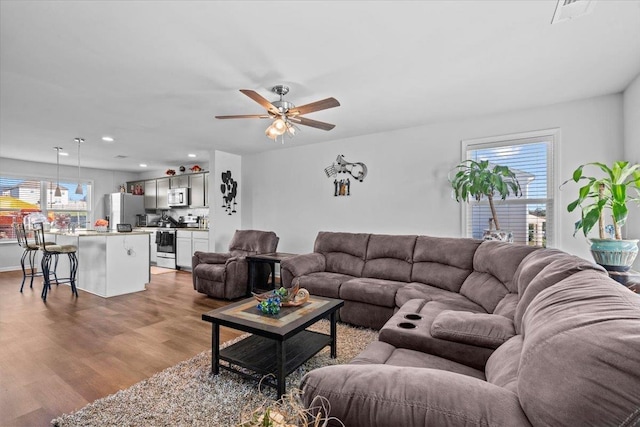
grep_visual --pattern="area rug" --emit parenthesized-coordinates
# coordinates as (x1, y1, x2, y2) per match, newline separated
(51, 321, 377, 426)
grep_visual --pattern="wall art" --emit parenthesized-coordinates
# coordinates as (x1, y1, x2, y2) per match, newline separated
(324, 155, 367, 196)
(221, 170, 238, 215)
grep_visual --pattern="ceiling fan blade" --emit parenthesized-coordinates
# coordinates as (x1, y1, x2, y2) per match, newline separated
(215, 114, 270, 119)
(289, 116, 336, 131)
(287, 97, 340, 116)
(239, 89, 280, 115)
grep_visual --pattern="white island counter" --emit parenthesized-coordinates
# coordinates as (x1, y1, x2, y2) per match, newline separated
(44, 230, 151, 297)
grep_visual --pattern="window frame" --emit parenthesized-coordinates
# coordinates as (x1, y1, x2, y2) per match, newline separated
(459, 128, 560, 247)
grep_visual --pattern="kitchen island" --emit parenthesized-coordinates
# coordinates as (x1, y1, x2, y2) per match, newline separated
(44, 230, 151, 297)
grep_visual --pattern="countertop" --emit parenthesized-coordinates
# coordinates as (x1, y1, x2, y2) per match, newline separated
(45, 230, 152, 237)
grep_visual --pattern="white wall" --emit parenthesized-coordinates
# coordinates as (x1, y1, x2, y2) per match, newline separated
(623, 72, 640, 269)
(0, 157, 139, 271)
(212, 150, 241, 252)
(242, 94, 624, 263)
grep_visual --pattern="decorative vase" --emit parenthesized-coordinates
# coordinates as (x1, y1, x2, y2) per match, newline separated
(482, 229, 513, 243)
(589, 238, 639, 271)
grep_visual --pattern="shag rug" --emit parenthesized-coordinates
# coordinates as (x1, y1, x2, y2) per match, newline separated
(51, 321, 377, 426)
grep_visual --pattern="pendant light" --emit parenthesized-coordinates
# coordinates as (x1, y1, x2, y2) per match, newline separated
(74, 138, 84, 195)
(54, 147, 62, 198)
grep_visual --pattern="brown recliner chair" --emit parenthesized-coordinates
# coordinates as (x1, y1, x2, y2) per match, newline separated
(192, 229, 279, 299)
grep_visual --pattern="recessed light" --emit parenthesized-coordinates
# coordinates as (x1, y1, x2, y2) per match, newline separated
(139, 163, 147, 168)
(188, 153, 197, 158)
(102, 136, 115, 142)
(59, 152, 69, 156)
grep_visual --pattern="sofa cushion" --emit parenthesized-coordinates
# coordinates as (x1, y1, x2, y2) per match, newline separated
(314, 231, 369, 277)
(485, 335, 523, 394)
(459, 242, 538, 313)
(301, 364, 532, 427)
(193, 263, 225, 282)
(431, 310, 516, 349)
(411, 236, 481, 292)
(340, 277, 406, 308)
(351, 340, 486, 380)
(513, 252, 607, 333)
(395, 282, 486, 312)
(518, 270, 640, 426)
(295, 272, 354, 299)
(361, 234, 416, 282)
(492, 293, 518, 320)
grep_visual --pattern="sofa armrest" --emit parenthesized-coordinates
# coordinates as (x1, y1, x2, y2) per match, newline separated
(280, 253, 326, 283)
(301, 364, 532, 427)
(431, 310, 516, 349)
(193, 251, 232, 265)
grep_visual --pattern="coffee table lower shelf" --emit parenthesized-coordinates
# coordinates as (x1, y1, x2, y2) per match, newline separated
(219, 330, 331, 391)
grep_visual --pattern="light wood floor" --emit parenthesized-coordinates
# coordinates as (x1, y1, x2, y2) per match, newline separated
(0, 268, 243, 426)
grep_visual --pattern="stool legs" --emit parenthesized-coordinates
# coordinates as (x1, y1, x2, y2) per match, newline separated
(41, 252, 78, 302)
(19, 249, 41, 292)
(19, 249, 29, 292)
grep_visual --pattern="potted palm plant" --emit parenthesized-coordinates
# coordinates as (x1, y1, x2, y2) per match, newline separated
(564, 161, 640, 270)
(450, 159, 522, 242)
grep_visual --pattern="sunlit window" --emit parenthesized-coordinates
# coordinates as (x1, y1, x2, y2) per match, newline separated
(461, 130, 558, 247)
(0, 176, 92, 242)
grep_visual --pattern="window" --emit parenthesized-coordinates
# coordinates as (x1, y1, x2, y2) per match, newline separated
(0, 176, 92, 242)
(460, 129, 558, 247)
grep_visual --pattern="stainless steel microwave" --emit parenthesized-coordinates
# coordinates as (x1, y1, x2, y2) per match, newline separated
(168, 187, 189, 207)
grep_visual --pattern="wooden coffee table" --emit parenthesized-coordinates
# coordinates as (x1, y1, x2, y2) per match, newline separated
(202, 295, 344, 398)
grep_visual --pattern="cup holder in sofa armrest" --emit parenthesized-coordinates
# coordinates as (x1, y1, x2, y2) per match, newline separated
(430, 310, 516, 349)
(404, 314, 423, 321)
(397, 322, 417, 329)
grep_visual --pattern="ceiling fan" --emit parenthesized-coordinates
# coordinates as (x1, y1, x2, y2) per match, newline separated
(215, 85, 340, 140)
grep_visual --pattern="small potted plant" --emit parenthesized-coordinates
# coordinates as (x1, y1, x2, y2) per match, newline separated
(450, 159, 522, 242)
(563, 161, 640, 270)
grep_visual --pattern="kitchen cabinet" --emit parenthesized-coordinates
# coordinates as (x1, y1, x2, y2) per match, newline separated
(144, 179, 157, 210)
(156, 178, 170, 209)
(189, 173, 205, 207)
(170, 175, 189, 188)
(176, 230, 210, 269)
(126, 180, 145, 194)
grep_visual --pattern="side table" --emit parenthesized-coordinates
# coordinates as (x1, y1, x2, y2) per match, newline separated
(607, 269, 639, 293)
(246, 252, 298, 295)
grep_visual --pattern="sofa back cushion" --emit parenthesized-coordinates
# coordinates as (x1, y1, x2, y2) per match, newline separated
(314, 231, 370, 277)
(513, 250, 606, 333)
(459, 242, 538, 313)
(228, 229, 279, 257)
(411, 236, 481, 292)
(362, 234, 417, 282)
(517, 271, 640, 426)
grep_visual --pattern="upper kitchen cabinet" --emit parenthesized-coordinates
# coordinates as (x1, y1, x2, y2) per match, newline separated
(189, 173, 205, 207)
(156, 178, 170, 209)
(144, 179, 157, 210)
(170, 175, 189, 188)
(126, 180, 145, 195)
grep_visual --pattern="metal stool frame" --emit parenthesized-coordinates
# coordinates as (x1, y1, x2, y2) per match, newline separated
(32, 222, 78, 302)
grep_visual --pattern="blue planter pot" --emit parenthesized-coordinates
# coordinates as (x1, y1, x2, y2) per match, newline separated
(589, 238, 639, 271)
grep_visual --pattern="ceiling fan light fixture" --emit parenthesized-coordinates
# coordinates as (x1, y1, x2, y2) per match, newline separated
(265, 125, 279, 139)
(272, 118, 287, 133)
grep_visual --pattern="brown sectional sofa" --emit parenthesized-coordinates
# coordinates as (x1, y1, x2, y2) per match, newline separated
(281, 232, 640, 426)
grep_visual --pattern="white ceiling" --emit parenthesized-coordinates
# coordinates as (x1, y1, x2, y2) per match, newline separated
(1, 0, 639, 172)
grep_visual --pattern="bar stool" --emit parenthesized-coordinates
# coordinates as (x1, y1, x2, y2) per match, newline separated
(32, 222, 79, 302)
(14, 222, 43, 292)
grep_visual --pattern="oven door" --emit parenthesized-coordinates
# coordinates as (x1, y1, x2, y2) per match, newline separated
(156, 231, 176, 269)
